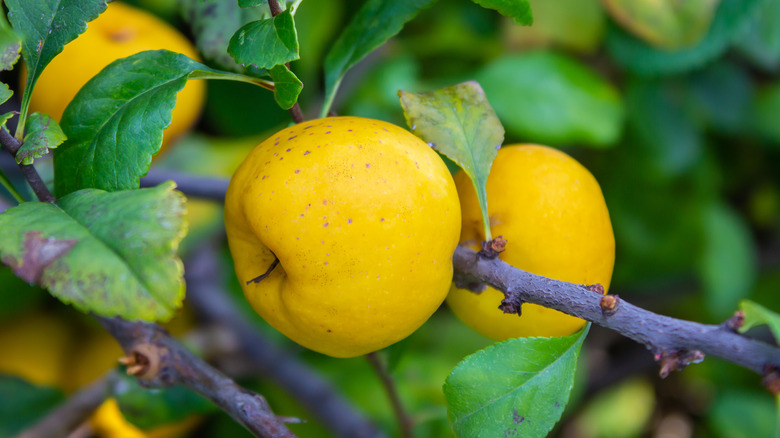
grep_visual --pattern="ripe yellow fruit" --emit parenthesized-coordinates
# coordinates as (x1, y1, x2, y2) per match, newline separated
(447, 145, 615, 339)
(25, 1, 205, 152)
(225, 116, 461, 357)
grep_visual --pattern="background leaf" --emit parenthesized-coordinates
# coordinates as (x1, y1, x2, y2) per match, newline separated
(0, 376, 63, 437)
(602, 0, 719, 49)
(736, 0, 780, 70)
(321, 0, 435, 117)
(444, 327, 588, 438)
(0, 183, 187, 321)
(17, 113, 66, 165)
(228, 9, 299, 70)
(476, 51, 623, 147)
(470, 0, 532, 25)
(605, 0, 763, 76)
(399, 81, 504, 241)
(698, 201, 758, 319)
(53, 50, 275, 197)
(5, 0, 107, 134)
(501, 0, 605, 54)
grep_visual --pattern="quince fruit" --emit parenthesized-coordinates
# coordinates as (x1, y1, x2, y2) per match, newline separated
(447, 145, 615, 339)
(225, 116, 461, 357)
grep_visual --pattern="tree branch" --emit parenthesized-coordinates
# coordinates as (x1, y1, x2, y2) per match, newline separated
(96, 317, 296, 438)
(185, 241, 385, 438)
(452, 246, 780, 376)
(141, 168, 229, 201)
(13, 372, 113, 438)
(365, 352, 413, 438)
(131, 170, 780, 378)
(0, 127, 55, 203)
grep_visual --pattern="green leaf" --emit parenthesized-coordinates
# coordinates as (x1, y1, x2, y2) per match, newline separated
(736, 0, 780, 70)
(707, 388, 776, 438)
(0, 12, 21, 71)
(0, 183, 187, 321)
(399, 81, 503, 242)
(0, 376, 63, 437)
(753, 82, 780, 146)
(6, 0, 108, 136)
(476, 51, 623, 147)
(239, 0, 266, 6)
(180, 0, 265, 72)
(470, 0, 533, 25)
(321, 0, 435, 117)
(444, 327, 588, 438)
(16, 113, 66, 165)
(269, 64, 303, 110)
(605, 0, 764, 75)
(739, 300, 780, 340)
(228, 9, 299, 70)
(698, 202, 757, 319)
(113, 372, 215, 430)
(53, 49, 272, 197)
(0, 81, 12, 106)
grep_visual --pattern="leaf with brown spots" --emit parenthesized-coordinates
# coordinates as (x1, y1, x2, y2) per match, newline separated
(399, 81, 504, 241)
(0, 182, 187, 321)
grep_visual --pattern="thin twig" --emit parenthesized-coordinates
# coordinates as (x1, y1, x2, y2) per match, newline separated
(0, 127, 54, 202)
(185, 241, 386, 438)
(365, 352, 413, 438)
(13, 372, 113, 438)
(97, 317, 296, 438)
(452, 246, 780, 376)
(141, 168, 229, 201)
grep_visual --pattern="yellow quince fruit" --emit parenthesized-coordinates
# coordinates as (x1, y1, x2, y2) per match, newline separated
(225, 116, 461, 357)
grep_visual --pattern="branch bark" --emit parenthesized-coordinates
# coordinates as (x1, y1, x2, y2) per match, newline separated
(452, 246, 780, 375)
(12, 373, 113, 438)
(97, 316, 297, 438)
(185, 241, 385, 438)
(159, 171, 780, 377)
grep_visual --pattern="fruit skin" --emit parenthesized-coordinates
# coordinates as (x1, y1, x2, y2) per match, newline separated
(225, 116, 461, 358)
(25, 1, 204, 151)
(447, 145, 615, 340)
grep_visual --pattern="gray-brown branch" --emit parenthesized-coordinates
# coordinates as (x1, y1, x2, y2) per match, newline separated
(12, 372, 113, 438)
(96, 317, 296, 438)
(133, 170, 780, 377)
(452, 246, 780, 376)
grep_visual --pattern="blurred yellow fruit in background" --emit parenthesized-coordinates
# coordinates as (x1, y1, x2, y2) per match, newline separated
(25, 1, 205, 152)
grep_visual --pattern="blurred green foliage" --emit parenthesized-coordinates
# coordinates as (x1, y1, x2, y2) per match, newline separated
(4, 0, 780, 436)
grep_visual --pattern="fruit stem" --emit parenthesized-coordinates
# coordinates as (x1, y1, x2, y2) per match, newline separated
(246, 256, 280, 285)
